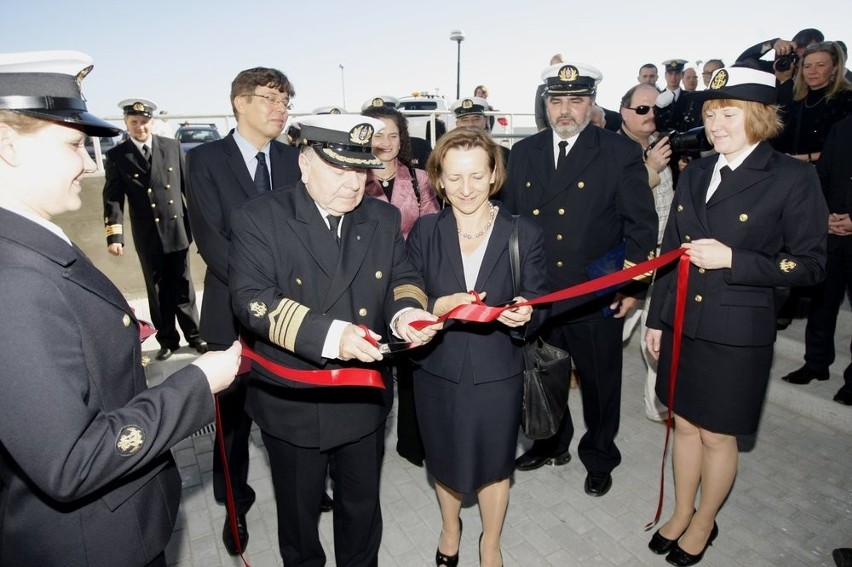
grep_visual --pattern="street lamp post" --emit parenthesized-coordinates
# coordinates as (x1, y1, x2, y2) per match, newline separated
(449, 29, 465, 99)
(339, 64, 346, 109)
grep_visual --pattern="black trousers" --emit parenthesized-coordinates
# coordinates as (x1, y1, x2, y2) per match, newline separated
(394, 359, 425, 464)
(211, 343, 256, 516)
(262, 427, 384, 567)
(136, 247, 200, 349)
(534, 315, 624, 473)
(804, 236, 852, 387)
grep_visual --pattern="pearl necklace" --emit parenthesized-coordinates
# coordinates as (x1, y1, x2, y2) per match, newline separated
(458, 202, 496, 239)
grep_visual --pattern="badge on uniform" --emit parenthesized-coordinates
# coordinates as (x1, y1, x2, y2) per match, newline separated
(115, 425, 145, 456)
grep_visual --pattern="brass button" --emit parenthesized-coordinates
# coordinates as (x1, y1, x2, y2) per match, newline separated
(684, 235, 692, 242)
(694, 294, 703, 303)
(532, 209, 540, 216)
(167, 166, 173, 172)
(122, 314, 131, 327)
(698, 268, 706, 274)
(151, 203, 156, 208)
(556, 261, 563, 268)
(133, 173, 139, 179)
(556, 234, 563, 241)
(171, 215, 178, 220)
(168, 199, 174, 204)
(558, 208, 565, 215)
(525, 181, 531, 188)
(358, 308, 367, 317)
(577, 181, 585, 189)
(154, 217, 160, 223)
(677, 204, 684, 212)
(296, 278, 302, 285)
(375, 271, 383, 279)
(147, 188, 152, 194)
(165, 184, 171, 189)
(739, 213, 748, 222)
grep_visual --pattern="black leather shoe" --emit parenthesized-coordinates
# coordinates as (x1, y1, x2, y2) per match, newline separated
(649, 529, 681, 555)
(834, 385, 852, 406)
(584, 472, 612, 497)
(665, 522, 718, 566)
(222, 514, 249, 556)
(435, 517, 462, 567)
(155, 348, 174, 361)
(515, 448, 571, 471)
(782, 365, 829, 384)
(189, 339, 209, 354)
(833, 548, 852, 567)
(320, 491, 333, 512)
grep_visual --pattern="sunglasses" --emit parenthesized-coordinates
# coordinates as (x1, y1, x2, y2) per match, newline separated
(624, 105, 652, 115)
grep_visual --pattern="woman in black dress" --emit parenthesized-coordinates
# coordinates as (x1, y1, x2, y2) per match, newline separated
(645, 67, 828, 566)
(406, 128, 548, 567)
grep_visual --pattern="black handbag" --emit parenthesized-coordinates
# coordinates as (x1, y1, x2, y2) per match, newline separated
(509, 216, 572, 440)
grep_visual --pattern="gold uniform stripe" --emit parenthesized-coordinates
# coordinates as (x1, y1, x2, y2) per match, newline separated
(393, 284, 427, 309)
(104, 224, 123, 236)
(268, 298, 310, 351)
(623, 259, 653, 283)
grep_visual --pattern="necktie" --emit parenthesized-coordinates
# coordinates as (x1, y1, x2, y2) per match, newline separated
(327, 214, 341, 247)
(706, 165, 731, 202)
(557, 140, 568, 170)
(142, 144, 151, 164)
(254, 152, 271, 192)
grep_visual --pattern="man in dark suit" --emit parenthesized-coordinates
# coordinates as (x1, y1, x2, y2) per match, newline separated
(502, 62, 658, 497)
(103, 98, 205, 361)
(184, 67, 302, 555)
(229, 114, 436, 566)
(450, 95, 511, 165)
(781, 116, 852, 406)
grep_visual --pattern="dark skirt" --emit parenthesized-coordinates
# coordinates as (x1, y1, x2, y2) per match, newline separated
(413, 353, 522, 494)
(656, 330, 773, 435)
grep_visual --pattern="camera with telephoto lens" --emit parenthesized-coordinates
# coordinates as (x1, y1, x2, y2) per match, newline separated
(773, 53, 799, 72)
(646, 127, 713, 159)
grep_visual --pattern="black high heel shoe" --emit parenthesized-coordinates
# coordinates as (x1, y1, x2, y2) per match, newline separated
(435, 518, 462, 567)
(665, 522, 719, 566)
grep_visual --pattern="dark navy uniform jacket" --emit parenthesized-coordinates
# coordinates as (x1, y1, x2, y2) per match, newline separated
(229, 185, 427, 450)
(103, 134, 191, 255)
(0, 208, 213, 566)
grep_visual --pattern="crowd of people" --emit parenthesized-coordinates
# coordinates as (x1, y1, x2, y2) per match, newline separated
(1, 24, 850, 567)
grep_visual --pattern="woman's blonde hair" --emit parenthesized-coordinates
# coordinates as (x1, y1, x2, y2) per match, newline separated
(793, 41, 852, 102)
(0, 110, 50, 134)
(702, 99, 784, 143)
(426, 127, 506, 199)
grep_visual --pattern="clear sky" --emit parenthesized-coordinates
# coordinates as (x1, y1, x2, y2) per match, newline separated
(3, 0, 850, 128)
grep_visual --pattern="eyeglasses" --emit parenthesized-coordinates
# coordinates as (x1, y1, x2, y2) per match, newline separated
(624, 105, 652, 115)
(247, 93, 293, 110)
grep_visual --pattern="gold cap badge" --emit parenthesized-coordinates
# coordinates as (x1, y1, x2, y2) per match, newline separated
(349, 124, 374, 145)
(462, 99, 473, 109)
(371, 97, 384, 107)
(710, 69, 729, 90)
(558, 65, 579, 82)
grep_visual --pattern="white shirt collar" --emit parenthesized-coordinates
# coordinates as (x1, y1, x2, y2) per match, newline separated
(233, 128, 271, 174)
(552, 129, 581, 166)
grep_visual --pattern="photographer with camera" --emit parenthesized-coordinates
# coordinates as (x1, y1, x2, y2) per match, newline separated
(735, 28, 824, 105)
(618, 83, 675, 422)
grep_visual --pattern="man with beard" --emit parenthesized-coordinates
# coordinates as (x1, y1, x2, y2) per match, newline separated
(501, 62, 657, 497)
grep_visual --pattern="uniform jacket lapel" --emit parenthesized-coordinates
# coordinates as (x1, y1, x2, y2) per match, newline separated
(706, 142, 774, 208)
(691, 159, 715, 232)
(117, 139, 147, 178)
(223, 133, 262, 200)
(437, 208, 467, 291)
(288, 184, 339, 280)
(542, 127, 600, 205)
(325, 203, 378, 311)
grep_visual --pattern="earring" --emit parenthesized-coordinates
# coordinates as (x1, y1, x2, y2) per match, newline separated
(829, 74, 836, 81)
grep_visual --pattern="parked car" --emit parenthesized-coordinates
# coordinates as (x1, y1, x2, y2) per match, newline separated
(85, 134, 121, 162)
(174, 123, 221, 153)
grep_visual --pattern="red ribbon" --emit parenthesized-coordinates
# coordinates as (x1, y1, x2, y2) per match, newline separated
(239, 339, 385, 389)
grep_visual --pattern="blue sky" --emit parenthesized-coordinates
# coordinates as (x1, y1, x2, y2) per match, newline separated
(3, 0, 850, 126)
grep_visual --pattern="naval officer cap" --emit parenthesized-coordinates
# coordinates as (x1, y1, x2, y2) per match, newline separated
(694, 66, 776, 105)
(0, 50, 120, 137)
(118, 97, 157, 117)
(289, 114, 386, 169)
(360, 96, 398, 111)
(541, 63, 603, 96)
(450, 96, 489, 117)
(662, 59, 688, 73)
(312, 105, 346, 115)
